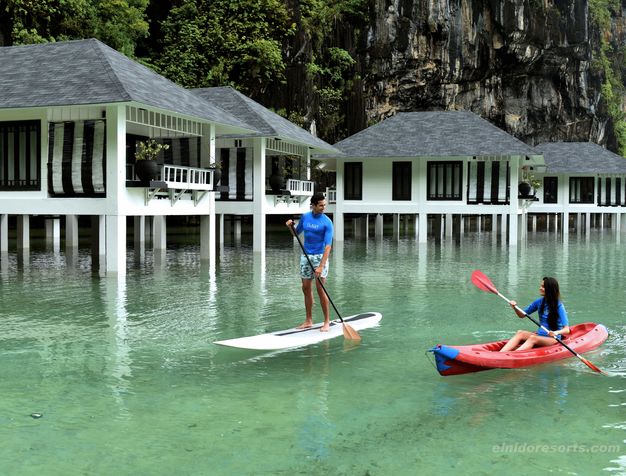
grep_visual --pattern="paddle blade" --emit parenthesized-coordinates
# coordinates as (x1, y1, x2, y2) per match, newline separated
(342, 323, 361, 341)
(471, 270, 499, 294)
(579, 356, 606, 375)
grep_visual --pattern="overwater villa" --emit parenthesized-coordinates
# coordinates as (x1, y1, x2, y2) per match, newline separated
(319, 113, 626, 244)
(0, 39, 336, 274)
(319, 111, 545, 244)
(2, 39, 625, 275)
(529, 142, 626, 235)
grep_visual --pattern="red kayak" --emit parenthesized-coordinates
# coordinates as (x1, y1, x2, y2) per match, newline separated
(429, 323, 608, 376)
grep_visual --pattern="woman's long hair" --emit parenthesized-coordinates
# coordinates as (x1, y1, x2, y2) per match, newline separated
(540, 277, 561, 330)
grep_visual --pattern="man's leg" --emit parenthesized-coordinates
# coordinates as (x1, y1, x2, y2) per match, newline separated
(316, 277, 330, 331)
(296, 278, 314, 329)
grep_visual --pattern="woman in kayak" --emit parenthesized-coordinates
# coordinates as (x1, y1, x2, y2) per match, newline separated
(499, 277, 570, 352)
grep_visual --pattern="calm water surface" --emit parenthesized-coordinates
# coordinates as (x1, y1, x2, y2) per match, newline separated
(1, 231, 626, 475)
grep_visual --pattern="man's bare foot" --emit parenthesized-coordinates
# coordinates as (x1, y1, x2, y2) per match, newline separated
(320, 323, 330, 332)
(296, 321, 313, 329)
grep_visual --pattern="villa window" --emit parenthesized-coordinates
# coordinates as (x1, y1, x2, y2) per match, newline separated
(616, 178, 622, 205)
(569, 177, 594, 204)
(0, 120, 41, 191)
(543, 177, 558, 203)
(392, 161, 411, 200)
(344, 162, 362, 200)
(427, 161, 462, 200)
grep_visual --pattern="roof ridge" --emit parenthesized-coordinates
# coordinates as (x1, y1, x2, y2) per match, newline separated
(91, 40, 132, 102)
(227, 87, 277, 136)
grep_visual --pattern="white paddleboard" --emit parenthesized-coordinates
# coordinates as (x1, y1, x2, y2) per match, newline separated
(214, 312, 382, 350)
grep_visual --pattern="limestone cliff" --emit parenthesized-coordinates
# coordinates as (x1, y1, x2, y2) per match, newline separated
(283, 0, 626, 150)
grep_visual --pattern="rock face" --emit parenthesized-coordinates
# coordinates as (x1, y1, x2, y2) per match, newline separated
(355, 0, 620, 147)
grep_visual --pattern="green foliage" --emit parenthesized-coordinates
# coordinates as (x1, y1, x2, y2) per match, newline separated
(156, 0, 295, 93)
(135, 139, 169, 161)
(2, 0, 149, 55)
(589, 0, 626, 155)
(296, 0, 368, 140)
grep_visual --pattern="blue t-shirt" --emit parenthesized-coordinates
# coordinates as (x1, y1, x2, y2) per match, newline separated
(524, 297, 569, 337)
(295, 212, 333, 255)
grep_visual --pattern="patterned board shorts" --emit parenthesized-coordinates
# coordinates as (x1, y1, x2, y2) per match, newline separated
(300, 254, 329, 280)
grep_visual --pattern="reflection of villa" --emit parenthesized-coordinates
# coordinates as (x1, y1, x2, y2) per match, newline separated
(0, 39, 336, 274)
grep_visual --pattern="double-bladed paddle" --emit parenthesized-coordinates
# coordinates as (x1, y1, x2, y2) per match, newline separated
(471, 270, 605, 375)
(290, 223, 361, 341)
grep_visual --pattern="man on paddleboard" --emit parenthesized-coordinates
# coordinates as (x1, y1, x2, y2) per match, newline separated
(286, 193, 334, 332)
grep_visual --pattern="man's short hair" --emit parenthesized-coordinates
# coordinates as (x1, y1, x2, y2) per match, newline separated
(311, 193, 326, 206)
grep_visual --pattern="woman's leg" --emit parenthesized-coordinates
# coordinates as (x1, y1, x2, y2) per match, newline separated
(516, 334, 556, 351)
(500, 330, 534, 352)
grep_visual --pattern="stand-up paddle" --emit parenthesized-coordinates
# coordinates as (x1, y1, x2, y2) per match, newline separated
(471, 270, 605, 375)
(290, 223, 360, 342)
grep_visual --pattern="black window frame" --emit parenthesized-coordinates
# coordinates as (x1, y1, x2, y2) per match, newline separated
(569, 177, 595, 204)
(392, 161, 412, 200)
(543, 176, 558, 204)
(427, 161, 462, 201)
(344, 162, 363, 200)
(0, 120, 41, 191)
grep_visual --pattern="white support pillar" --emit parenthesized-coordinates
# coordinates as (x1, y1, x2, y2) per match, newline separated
(492, 213, 498, 233)
(392, 214, 400, 239)
(334, 212, 344, 244)
(45, 217, 61, 252)
(501, 214, 508, 242)
(418, 213, 428, 243)
(445, 214, 453, 238)
(253, 138, 267, 252)
(585, 212, 591, 235)
(413, 214, 419, 239)
(234, 217, 242, 241)
(563, 212, 569, 237)
(17, 215, 29, 250)
(200, 215, 211, 261)
(0, 214, 8, 252)
(153, 215, 167, 250)
(133, 216, 146, 249)
(92, 215, 106, 257)
(532, 215, 537, 232)
(375, 214, 383, 238)
(217, 213, 224, 247)
(105, 214, 126, 275)
(66, 214, 79, 250)
(353, 217, 360, 239)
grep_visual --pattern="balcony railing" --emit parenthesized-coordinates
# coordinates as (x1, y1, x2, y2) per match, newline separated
(127, 164, 215, 191)
(161, 165, 214, 190)
(285, 179, 314, 196)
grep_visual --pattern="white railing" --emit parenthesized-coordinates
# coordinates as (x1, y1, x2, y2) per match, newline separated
(161, 165, 214, 190)
(326, 188, 336, 203)
(286, 179, 314, 196)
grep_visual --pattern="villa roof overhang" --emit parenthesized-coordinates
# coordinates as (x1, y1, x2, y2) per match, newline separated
(0, 39, 255, 136)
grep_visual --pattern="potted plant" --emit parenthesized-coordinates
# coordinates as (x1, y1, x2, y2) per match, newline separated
(135, 139, 169, 183)
(519, 169, 542, 196)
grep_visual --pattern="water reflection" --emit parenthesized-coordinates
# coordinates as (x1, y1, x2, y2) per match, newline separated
(104, 275, 132, 416)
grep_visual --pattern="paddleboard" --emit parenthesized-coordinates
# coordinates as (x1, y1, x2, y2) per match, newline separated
(214, 312, 382, 350)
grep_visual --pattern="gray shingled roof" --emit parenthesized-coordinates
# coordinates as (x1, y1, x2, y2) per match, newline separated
(192, 86, 340, 154)
(0, 39, 252, 131)
(326, 111, 537, 158)
(535, 142, 626, 173)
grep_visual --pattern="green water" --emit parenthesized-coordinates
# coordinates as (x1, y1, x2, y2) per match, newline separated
(1, 231, 625, 475)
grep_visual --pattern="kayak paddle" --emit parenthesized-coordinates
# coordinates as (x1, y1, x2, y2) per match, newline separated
(471, 270, 605, 375)
(290, 223, 361, 341)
